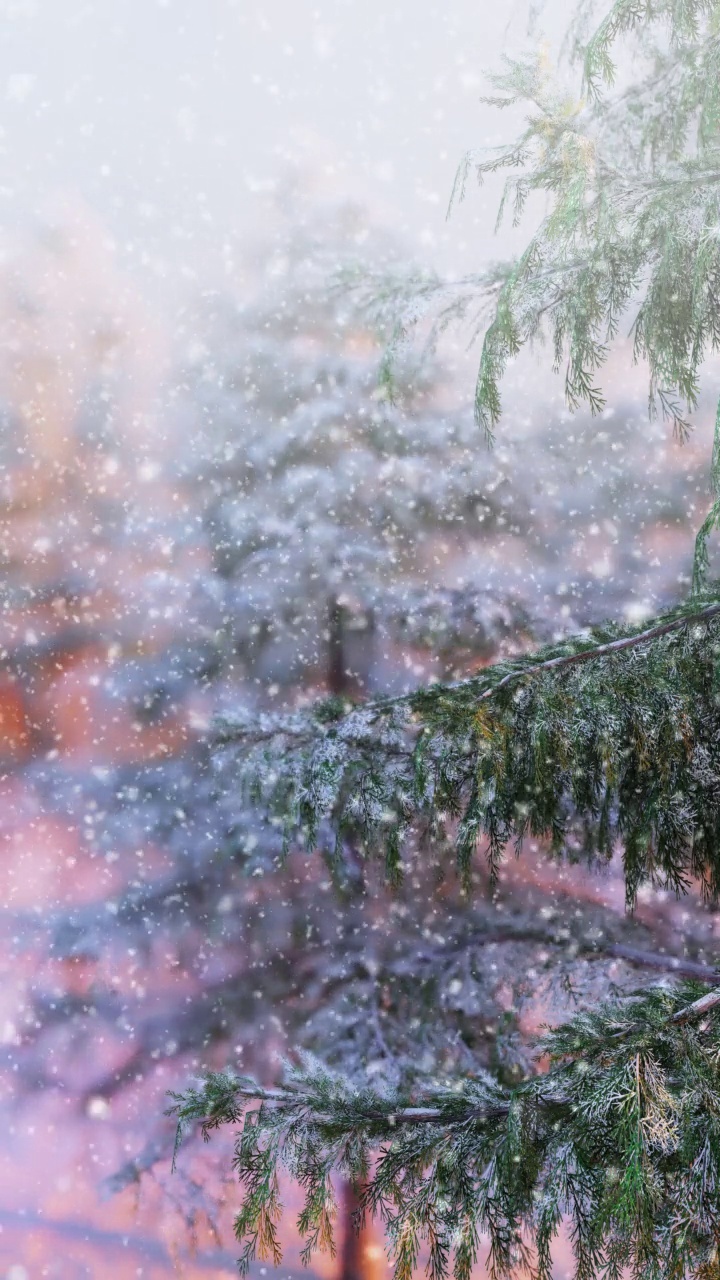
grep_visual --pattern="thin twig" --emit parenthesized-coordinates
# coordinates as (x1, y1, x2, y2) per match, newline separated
(476, 601, 720, 701)
(672, 985, 720, 1025)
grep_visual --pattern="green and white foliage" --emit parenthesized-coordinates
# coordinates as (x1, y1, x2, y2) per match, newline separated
(215, 593, 720, 901)
(170, 981, 720, 1280)
(376, 0, 720, 466)
(168, 4, 720, 1276)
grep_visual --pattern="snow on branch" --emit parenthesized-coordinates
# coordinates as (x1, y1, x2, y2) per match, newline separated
(169, 980, 720, 1280)
(215, 592, 720, 903)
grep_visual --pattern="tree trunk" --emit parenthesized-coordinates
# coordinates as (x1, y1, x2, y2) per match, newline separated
(326, 595, 372, 897)
(339, 1181, 386, 1280)
(327, 594, 347, 695)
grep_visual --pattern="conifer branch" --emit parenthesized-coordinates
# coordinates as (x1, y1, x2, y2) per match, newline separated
(216, 596, 720, 742)
(216, 591, 720, 901)
(170, 980, 720, 1134)
(170, 979, 720, 1280)
(474, 600, 720, 700)
(170, 6, 720, 1277)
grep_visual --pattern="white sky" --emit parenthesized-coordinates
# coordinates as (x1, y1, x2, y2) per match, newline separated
(0, 0, 568, 291)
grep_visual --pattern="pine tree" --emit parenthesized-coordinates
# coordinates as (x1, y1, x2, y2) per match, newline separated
(171, 203, 539, 696)
(28, 193, 701, 1188)
(168, 3, 720, 1278)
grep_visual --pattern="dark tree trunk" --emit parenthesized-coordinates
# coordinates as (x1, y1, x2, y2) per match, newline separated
(339, 1181, 385, 1280)
(326, 595, 376, 898)
(327, 594, 348, 695)
(327, 595, 377, 696)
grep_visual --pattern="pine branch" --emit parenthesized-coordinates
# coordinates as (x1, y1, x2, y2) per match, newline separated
(474, 599, 720, 701)
(369, 0, 720, 459)
(217, 596, 720, 739)
(215, 591, 720, 902)
(410, 925, 720, 985)
(169, 980, 720, 1280)
(595, 943, 720, 983)
(170, 981, 720, 1130)
(171, 9, 720, 1278)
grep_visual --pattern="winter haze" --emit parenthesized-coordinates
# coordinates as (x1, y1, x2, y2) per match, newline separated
(0, 3, 717, 1279)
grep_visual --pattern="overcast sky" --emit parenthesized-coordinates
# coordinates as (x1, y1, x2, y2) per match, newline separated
(0, 0, 568, 293)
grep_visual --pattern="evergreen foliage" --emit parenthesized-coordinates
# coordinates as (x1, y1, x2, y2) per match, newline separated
(369, 0, 720, 464)
(215, 593, 720, 903)
(169, 2, 720, 1277)
(29, 202, 702, 1178)
(168, 590, 720, 1279)
(170, 981, 720, 1280)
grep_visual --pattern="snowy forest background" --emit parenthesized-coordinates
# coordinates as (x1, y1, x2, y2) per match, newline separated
(1, 1, 720, 1277)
